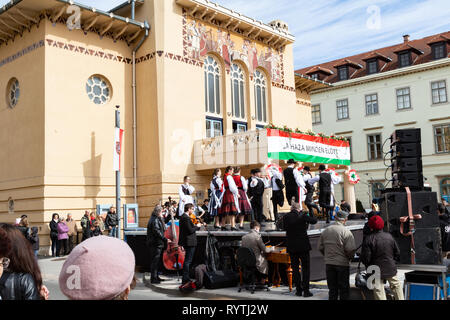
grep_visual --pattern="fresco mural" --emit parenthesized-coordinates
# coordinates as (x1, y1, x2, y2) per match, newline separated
(183, 13, 285, 84)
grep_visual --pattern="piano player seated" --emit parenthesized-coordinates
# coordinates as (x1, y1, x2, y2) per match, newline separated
(241, 221, 270, 284)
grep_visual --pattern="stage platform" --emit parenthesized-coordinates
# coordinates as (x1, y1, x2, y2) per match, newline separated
(124, 220, 365, 281)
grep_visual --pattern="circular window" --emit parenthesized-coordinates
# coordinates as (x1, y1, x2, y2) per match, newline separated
(86, 75, 111, 105)
(7, 78, 20, 108)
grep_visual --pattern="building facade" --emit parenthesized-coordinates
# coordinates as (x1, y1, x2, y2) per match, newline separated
(0, 0, 319, 252)
(297, 33, 450, 209)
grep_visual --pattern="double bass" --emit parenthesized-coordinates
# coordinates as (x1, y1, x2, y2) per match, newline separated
(162, 197, 185, 271)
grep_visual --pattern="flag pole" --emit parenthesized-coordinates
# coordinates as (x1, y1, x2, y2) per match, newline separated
(115, 105, 121, 239)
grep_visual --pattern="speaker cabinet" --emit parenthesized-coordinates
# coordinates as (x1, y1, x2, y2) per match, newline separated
(391, 157, 423, 173)
(391, 143, 422, 158)
(391, 228, 442, 265)
(391, 129, 421, 144)
(380, 191, 439, 232)
(392, 172, 424, 188)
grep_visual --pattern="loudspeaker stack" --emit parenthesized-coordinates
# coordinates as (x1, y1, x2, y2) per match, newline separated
(379, 129, 442, 265)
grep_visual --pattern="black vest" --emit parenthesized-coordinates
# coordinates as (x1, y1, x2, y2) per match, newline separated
(304, 174, 314, 195)
(283, 167, 296, 190)
(181, 185, 191, 195)
(319, 172, 332, 193)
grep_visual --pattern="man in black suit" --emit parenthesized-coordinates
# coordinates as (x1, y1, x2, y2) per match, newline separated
(281, 202, 318, 297)
(179, 203, 203, 284)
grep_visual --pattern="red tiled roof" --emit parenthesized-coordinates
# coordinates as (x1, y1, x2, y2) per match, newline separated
(305, 66, 334, 75)
(361, 51, 392, 63)
(296, 31, 450, 84)
(333, 59, 363, 69)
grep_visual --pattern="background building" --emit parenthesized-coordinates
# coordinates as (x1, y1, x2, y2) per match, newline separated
(297, 32, 450, 209)
(0, 0, 321, 252)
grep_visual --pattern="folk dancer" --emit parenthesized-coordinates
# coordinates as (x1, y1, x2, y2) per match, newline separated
(302, 166, 321, 217)
(209, 169, 224, 230)
(219, 166, 240, 231)
(307, 165, 342, 224)
(283, 159, 307, 207)
(178, 176, 195, 217)
(248, 169, 268, 223)
(234, 167, 253, 230)
(270, 166, 285, 222)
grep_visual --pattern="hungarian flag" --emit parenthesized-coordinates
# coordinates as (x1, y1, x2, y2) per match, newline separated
(114, 128, 124, 172)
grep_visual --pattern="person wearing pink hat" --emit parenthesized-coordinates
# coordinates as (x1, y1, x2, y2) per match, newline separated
(59, 236, 136, 300)
(361, 215, 404, 300)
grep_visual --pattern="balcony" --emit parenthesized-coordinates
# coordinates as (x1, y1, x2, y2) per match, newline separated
(194, 130, 269, 171)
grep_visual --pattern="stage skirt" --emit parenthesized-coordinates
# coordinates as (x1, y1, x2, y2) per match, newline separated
(237, 189, 252, 216)
(219, 190, 239, 216)
(209, 190, 222, 217)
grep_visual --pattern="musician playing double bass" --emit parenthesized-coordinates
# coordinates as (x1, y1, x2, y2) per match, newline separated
(146, 205, 172, 284)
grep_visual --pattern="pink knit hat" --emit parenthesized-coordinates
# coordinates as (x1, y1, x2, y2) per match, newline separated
(59, 236, 135, 300)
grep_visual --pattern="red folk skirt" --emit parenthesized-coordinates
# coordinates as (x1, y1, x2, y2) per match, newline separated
(237, 189, 252, 216)
(219, 189, 238, 216)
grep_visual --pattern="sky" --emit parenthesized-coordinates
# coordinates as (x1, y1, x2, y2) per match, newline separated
(1, 0, 449, 69)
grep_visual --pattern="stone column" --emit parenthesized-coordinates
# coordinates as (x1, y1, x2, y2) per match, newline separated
(343, 169, 357, 213)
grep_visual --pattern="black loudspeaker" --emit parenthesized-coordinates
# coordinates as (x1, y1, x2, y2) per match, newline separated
(392, 172, 424, 188)
(391, 143, 422, 158)
(380, 191, 439, 232)
(391, 129, 421, 144)
(380, 190, 442, 265)
(391, 157, 423, 173)
(391, 228, 442, 265)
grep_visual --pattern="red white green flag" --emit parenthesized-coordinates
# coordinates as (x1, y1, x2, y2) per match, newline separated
(114, 128, 124, 172)
(267, 129, 351, 166)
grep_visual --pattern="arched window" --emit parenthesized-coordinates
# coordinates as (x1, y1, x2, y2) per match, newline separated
(441, 178, 450, 202)
(254, 70, 267, 123)
(204, 56, 221, 115)
(230, 63, 245, 119)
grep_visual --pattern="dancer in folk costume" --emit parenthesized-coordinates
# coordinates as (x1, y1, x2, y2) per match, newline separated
(307, 165, 341, 223)
(233, 167, 253, 230)
(209, 168, 224, 230)
(219, 166, 240, 231)
(283, 159, 307, 206)
(269, 166, 285, 222)
(178, 176, 195, 216)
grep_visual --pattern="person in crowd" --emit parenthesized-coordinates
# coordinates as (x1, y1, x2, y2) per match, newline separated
(363, 211, 378, 239)
(220, 166, 239, 231)
(209, 169, 224, 229)
(318, 210, 356, 300)
(371, 198, 380, 214)
(96, 213, 106, 235)
(438, 203, 450, 259)
(65, 214, 77, 254)
(179, 204, 203, 284)
(234, 167, 252, 230)
(0, 223, 49, 300)
(241, 221, 270, 284)
(303, 166, 320, 217)
(30, 226, 40, 259)
(105, 206, 119, 238)
(283, 159, 306, 206)
(59, 236, 136, 300)
(308, 165, 341, 224)
(80, 211, 91, 241)
(17, 217, 32, 245)
(57, 218, 69, 256)
(91, 221, 102, 237)
(340, 200, 351, 213)
(281, 202, 318, 297)
(146, 205, 171, 284)
(360, 215, 404, 300)
(269, 166, 284, 222)
(248, 169, 266, 223)
(49, 213, 60, 257)
(90, 211, 97, 224)
(0, 227, 12, 298)
(201, 199, 211, 224)
(178, 176, 195, 217)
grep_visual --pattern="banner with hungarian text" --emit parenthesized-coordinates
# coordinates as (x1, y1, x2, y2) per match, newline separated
(267, 129, 351, 166)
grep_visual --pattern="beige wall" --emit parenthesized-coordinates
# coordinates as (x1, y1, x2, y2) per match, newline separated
(0, 0, 310, 250)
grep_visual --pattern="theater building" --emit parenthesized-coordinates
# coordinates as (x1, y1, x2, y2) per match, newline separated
(297, 32, 450, 208)
(0, 0, 330, 253)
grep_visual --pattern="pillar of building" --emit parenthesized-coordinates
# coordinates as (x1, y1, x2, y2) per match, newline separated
(343, 169, 357, 213)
